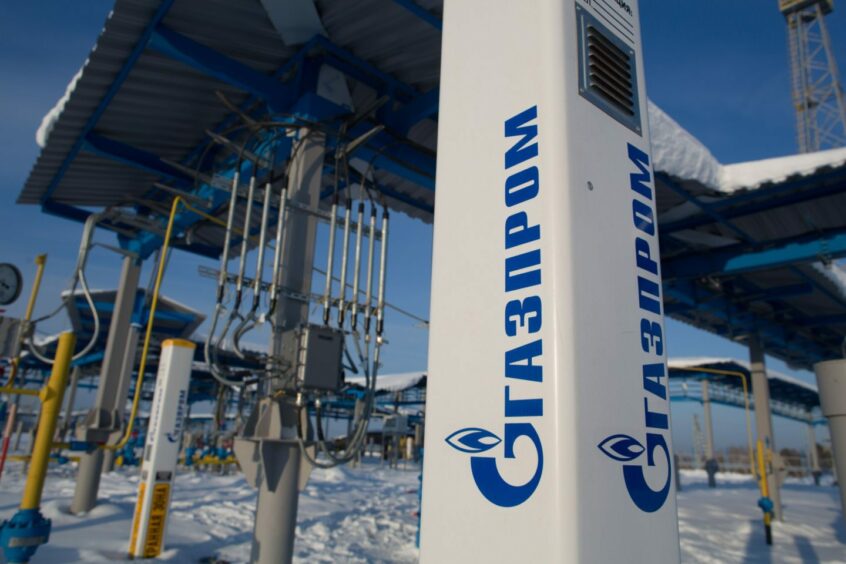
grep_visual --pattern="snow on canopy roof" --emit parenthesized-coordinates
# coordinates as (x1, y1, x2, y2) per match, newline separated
(647, 100, 846, 193)
(668, 357, 822, 417)
(37, 66, 84, 149)
(648, 101, 722, 190)
(346, 371, 426, 392)
(668, 357, 818, 393)
(721, 147, 846, 192)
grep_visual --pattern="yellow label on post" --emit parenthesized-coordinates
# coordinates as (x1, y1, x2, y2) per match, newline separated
(143, 483, 171, 557)
(128, 482, 146, 556)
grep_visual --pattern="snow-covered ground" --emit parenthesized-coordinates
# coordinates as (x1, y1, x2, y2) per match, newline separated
(0, 462, 843, 563)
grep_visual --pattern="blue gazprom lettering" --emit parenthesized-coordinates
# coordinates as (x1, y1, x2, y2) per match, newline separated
(622, 143, 672, 513)
(470, 105, 545, 508)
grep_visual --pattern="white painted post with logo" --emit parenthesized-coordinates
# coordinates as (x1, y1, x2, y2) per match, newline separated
(421, 0, 680, 561)
(128, 339, 194, 558)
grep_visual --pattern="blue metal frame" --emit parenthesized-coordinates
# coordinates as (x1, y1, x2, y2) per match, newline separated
(660, 168, 846, 235)
(83, 133, 194, 186)
(664, 279, 831, 366)
(663, 229, 846, 279)
(148, 26, 299, 112)
(391, 0, 443, 31)
(40, 0, 176, 208)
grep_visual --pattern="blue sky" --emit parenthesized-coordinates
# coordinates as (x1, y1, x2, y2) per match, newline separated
(1, 1, 844, 453)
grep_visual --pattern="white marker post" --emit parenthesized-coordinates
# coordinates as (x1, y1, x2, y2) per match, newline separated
(128, 339, 194, 559)
(421, 0, 680, 560)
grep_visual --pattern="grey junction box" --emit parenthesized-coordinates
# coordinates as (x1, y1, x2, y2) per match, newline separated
(283, 324, 345, 392)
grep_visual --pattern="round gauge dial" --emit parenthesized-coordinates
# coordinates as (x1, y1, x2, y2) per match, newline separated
(0, 263, 23, 306)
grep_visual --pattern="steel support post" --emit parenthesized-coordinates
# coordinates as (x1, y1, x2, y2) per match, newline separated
(814, 359, 846, 517)
(749, 335, 782, 520)
(234, 130, 325, 564)
(71, 255, 141, 514)
(59, 367, 81, 442)
(702, 380, 719, 487)
(103, 322, 141, 473)
(807, 421, 821, 486)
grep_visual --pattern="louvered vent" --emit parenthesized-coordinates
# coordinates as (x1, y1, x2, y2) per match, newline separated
(577, 5, 642, 134)
(586, 26, 634, 117)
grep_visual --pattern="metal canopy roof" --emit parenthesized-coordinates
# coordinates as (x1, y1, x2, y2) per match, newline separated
(656, 153, 846, 371)
(18, 0, 846, 371)
(667, 358, 821, 423)
(20, 288, 205, 370)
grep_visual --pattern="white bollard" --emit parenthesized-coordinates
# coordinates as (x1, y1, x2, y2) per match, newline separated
(128, 339, 194, 558)
(421, 0, 679, 560)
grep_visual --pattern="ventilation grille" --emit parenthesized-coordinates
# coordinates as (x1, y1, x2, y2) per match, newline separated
(576, 5, 641, 134)
(586, 25, 635, 117)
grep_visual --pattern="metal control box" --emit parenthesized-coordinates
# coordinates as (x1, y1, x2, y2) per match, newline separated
(282, 324, 344, 391)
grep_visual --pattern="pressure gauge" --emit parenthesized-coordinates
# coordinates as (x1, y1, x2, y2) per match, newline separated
(0, 263, 23, 306)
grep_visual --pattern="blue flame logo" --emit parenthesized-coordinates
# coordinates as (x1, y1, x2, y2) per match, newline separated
(598, 433, 645, 462)
(446, 427, 502, 454)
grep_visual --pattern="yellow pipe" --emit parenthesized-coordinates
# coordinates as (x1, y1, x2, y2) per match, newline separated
(9, 455, 80, 463)
(104, 196, 228, 452)
(5, 254, 47, 389)
(673, 366, 755, 475)
(758, 441, 772, 544)
(20, 331, 75, 510)
(0, 387, 40, 398)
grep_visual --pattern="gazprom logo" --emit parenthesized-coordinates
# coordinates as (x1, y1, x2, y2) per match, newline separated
(447, 424, 544, 508)
(597, 143, 674, 514)
(446, 105, 546, 508)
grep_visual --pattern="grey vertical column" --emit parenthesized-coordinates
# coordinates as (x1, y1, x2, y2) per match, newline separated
(701, 380, 719, 487)
(71, 255, 141, 514)
(234, 130, 325, 564)
(749, 335, 782, 520)
(813, 359, 846, 517)
(807, 420, 821, 485)
(59, 367, 81, 441)
(103, 322, 141, 472)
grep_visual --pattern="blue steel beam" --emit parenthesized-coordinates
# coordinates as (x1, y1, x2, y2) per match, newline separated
(658, 174, 754, 244)
(320, 164, 434, 215)
(40, 0, 176, 207)
(391, 0, 443, 30)
(732, 282, 814, 304)
(659, 168, 846, 234)
(797, 313, 846, 327)
(664, 280, 831, 367)
(148, 26, 298, 111)
(83, 133, 194, 186)
(147, 29, 436, 188)
(389, 87, 439, 134)
(663, 229, 846, 279)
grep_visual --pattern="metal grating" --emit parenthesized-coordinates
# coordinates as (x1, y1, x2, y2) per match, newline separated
(576, 4, 641, 134)
(586, 25, 634, 117)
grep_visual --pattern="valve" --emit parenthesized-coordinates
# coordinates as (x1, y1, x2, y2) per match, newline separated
(0, 509, 51, 564)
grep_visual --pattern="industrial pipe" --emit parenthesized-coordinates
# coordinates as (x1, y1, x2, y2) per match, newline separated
(5, 254, 47, 389)
(107, 196, 230, 450)
(672, 366, 755, 475)
(0, 403, 18, 481)
(756, 440, 774, 545)
(0, 331, 75, 563)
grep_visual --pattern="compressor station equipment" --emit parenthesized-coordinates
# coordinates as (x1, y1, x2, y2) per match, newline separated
(186, 114, 390, 562)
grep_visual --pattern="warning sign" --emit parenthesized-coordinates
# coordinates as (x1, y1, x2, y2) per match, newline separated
(143, 483, 171, 557)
